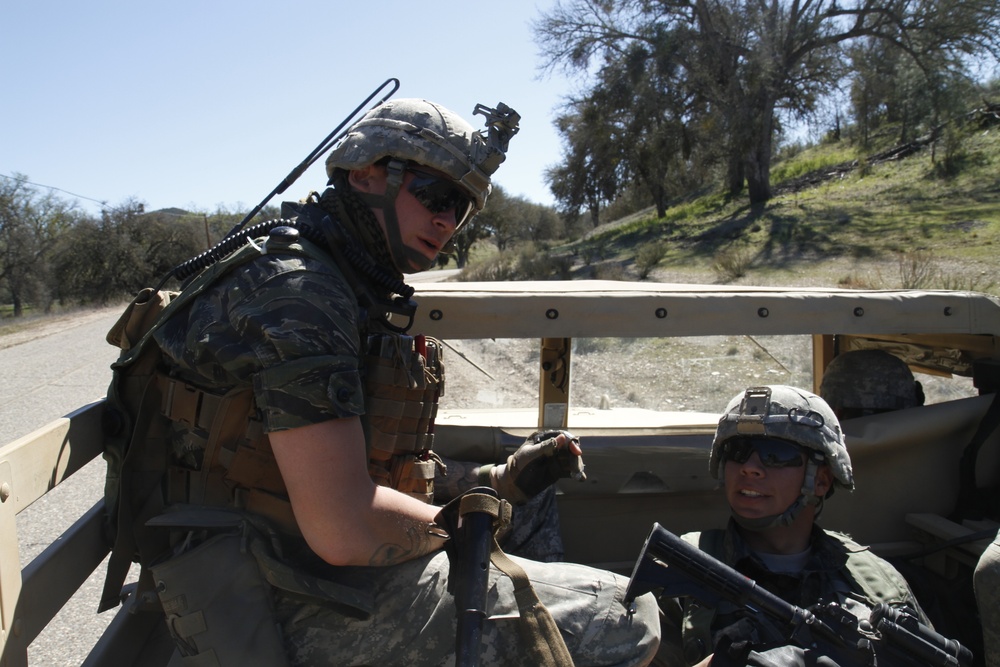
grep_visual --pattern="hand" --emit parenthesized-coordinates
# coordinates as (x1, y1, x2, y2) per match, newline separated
(433, 487, 503, 595)
(433, 486, 505, 562)
(487, 430, 586, 504)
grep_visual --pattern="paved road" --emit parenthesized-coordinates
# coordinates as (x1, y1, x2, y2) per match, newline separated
(1, 305, 127, 666)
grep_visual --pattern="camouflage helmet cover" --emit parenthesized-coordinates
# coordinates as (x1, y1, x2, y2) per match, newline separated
(710, 385, 855, 490)
(325, 98, 519, 219)
(820, 349, 920, 411)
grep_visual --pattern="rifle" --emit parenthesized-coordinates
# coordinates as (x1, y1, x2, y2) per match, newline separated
(624, 523, 973, 667)
(451, 487, 501, 667)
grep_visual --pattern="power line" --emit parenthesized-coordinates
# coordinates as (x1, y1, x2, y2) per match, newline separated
(0, 172, 109, 209)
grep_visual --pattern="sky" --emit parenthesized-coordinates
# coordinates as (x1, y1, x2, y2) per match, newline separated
(2, 1, 581, 218)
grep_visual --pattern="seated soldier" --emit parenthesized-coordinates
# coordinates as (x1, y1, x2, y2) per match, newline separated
(819, 349, 923, 420)
(657, 385, 929, 667)
(819, 348, 982, 648)
(975, 531, 1000, 667)
(106, 97, 659, 667)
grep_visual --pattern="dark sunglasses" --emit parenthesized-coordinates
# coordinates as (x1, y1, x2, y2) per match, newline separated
(406, 166, 475, 226)
(722, 437, 806, 468)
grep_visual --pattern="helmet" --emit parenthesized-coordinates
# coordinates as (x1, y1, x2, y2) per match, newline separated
(325, 98, 519, 273)
(820, 350, 922, 412)
(710, 385, 854, 491)
(710, 386, 854, 531)
(326, 98, 519, 221)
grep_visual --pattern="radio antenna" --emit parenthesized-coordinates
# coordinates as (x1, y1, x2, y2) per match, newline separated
(221, 77, 400, 241)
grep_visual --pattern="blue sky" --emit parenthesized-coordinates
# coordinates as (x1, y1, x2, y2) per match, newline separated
(2, 1, 579, 217)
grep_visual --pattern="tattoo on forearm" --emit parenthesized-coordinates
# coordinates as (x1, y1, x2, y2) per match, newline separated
(368, 520, 448, 567)
(435, 456, 481, 501)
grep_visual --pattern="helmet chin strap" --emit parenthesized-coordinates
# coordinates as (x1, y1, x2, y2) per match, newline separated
(352, 159, 434, 274)
(732, 458, 824, 532)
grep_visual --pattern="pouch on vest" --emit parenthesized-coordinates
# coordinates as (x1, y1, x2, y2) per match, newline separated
(147, 507, 377, 667)
(148, 517, 290, 667)
(101, 287, 180, 611)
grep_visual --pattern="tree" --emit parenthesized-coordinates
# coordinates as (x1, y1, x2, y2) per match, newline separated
(602, 38, 698, 217)
(449, 186, 562, 266)
(546, 99, 623, 226)
(0, 174, 76, 316)
(527, 204, 564, 243)
(451, 208, 493, 269)
(535, 0, 1000, 204)
(52, 199, 205, 304)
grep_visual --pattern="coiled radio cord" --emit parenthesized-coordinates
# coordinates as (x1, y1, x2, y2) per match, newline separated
(155, 217, 414, 303)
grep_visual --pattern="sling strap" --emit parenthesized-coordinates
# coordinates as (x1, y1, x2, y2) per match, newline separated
(458, 492, 574, 667)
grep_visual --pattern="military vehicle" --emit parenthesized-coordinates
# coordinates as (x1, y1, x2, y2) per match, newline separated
(2, 280, 998, 666)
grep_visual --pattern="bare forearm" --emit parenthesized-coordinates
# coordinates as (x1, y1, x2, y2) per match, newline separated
(364, 486, 448, 566)
(270, 418, 448, 568)
(295, 484, 447, 567)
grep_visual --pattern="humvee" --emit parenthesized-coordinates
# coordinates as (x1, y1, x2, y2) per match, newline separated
(2, 280, 998, 666)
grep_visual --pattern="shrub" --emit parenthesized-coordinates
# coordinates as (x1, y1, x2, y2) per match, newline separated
(459, 245, 574, 281)
(635, 241, 668, 279)
(594, 262, 628, 281)
(711, 246, 754, 282)
(897, 251, 938, 289)
(459, 250, 521, 281)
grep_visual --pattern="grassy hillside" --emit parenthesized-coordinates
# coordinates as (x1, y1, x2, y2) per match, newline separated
(545, 121, 1000, 293)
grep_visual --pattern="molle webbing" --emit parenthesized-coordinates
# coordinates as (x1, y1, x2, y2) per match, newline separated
(158, 375, 298, 536)
(364, 333, 444, 502)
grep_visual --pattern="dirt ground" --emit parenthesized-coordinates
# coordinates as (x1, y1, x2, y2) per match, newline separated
(441, 334, 812, 416)
(440, 331, 975, 418)
(438, 257, 980, 416)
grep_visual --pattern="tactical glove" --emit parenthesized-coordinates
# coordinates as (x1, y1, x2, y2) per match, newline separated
(482, 430, 586, 505)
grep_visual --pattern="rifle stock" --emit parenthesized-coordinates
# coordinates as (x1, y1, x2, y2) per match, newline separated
(453, 487, 499, 667)
(625, 523, 973, 667)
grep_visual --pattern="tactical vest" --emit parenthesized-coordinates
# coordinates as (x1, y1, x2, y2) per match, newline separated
(100, 223, 443, 610)
(678, 528, 920, 665)
(362, 332, 444, 500)
(157, 321, 445, 534)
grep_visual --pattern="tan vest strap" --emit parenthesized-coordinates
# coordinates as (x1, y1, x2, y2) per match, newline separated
(161, 377, 224, 431)
(169, 609, 208, 638)
(238, 489, 299, 536)
(158, 377, 300, 535)
(489, 540, 574, 667)
(456, 493, 571, 666)
(160, 379, 258, 504)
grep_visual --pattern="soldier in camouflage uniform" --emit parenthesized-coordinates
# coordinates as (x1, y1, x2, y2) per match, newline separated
(656, 386, 927, 667)
(129, 98, 659, 666)
(819, 349, 924, 420)
(975, 530, 1000, 667)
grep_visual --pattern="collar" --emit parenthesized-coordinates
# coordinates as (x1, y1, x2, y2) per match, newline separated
(726, 519, 849, 575)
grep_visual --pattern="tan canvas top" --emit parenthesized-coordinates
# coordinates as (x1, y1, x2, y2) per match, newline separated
(410, 280, 1000, 340)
